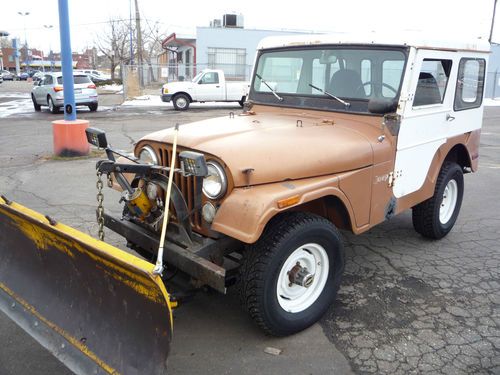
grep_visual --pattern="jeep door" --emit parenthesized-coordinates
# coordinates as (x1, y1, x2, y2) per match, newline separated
(393, 50, 457, 198)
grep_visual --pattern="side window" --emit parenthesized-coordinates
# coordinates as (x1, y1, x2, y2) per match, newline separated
(454, 58, 485, 111)
(413, 59, 452, 107)
(200, 72, 219, 84)
(43, 75, 52, 85)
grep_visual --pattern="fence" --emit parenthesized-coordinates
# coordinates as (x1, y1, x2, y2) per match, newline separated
(121, 63, 253, 98)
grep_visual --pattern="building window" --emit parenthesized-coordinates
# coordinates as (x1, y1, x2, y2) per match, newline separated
(454, 58, 485, 111)
(207, 47, 247, 79)
(8, 55, 14, 62)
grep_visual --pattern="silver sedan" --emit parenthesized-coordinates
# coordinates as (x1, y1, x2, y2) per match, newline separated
(31, 73, 98, 113)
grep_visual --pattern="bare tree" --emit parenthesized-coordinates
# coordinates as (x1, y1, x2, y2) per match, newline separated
(95, 19, 130, 79)
(142, 19, 167, 83)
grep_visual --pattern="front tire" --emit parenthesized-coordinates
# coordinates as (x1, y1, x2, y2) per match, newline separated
(172, 94, 190, 110)
(412, 161, 464, 239)
(240, 212, 344, 336)
(31, 94, 41, 111)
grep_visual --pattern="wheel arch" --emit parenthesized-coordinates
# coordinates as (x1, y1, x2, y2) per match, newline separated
(396, 132, 479, 213)
(212, 189, 357, 245)
(444, 143, 472, 171)
(173, 91, 193, 102)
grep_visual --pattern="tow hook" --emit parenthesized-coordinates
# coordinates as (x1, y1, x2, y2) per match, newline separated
(288, 262, 314, 288)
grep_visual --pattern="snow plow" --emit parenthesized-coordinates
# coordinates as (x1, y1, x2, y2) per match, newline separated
(0, 197, 173, 375)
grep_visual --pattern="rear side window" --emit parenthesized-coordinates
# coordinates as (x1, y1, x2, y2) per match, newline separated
(454, 58, 485, 111)
(413, 59, 452, 107)
(57, 75, 92, 84)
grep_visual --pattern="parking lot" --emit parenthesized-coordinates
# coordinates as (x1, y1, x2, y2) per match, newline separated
(0, 80, 499, 374)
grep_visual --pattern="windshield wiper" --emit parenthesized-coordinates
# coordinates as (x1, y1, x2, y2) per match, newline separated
(256, 73, 283, 102)
(309, 83, 350, 109)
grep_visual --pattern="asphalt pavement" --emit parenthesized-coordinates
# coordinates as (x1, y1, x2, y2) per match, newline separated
(0, 81, 499, 374)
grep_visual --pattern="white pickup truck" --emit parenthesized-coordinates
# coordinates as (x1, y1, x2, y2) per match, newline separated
(161, 69, 250, 110)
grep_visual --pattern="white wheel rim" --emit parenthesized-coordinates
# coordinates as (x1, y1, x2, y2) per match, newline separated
(176, 97, 187, 108)
(440, 179, 458, 224)
(276, 243, 329, 313)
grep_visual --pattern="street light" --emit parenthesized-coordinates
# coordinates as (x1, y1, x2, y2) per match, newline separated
(17, 11, 30, 71)
(44, 25, 54, 72)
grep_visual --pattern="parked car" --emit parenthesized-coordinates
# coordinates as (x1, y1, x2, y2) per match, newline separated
(27, 70, 41, 78)
(161, 69, 250, 110)
(19, 72, 29, 80)
(75, 69, 110, 82)
(31, 73, 98, 113)
(0, 74, 3, 84)
(1, 70, 17, 81)
(32, 71, 45, 81)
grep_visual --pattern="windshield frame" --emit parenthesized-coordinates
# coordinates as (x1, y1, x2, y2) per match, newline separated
(248, 44, 409, 115)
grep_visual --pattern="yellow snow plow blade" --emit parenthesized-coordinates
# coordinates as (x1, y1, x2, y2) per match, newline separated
(0, 196, 172, 375)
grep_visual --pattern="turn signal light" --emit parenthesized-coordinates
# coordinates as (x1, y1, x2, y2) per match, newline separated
(277, 195, 300, 209)
(88, 84, 96, 89)
(53, 86, 64, 92)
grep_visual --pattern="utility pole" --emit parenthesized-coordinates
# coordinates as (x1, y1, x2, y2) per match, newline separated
(17, 11, 30, 71)
(490, 0, 498, 43)
(134, 0, 144, 86)
(129, 0, 134, 66)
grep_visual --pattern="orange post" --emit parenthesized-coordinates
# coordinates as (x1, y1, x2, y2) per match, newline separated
(52, 119, 90, 157)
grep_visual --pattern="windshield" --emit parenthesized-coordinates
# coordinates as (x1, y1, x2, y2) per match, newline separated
(192, 72, 204, 83)
(250, 46, 407, 113)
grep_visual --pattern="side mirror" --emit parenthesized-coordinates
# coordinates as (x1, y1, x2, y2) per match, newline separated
(368, 98, 398, 114)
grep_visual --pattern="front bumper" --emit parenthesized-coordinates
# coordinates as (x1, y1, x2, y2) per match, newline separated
(104, 213, 238, 293)
(161, 94, 173, 102)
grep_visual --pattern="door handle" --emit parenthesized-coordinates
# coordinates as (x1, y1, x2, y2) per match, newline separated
(216, 85, 220, 88)
(446, 114, 455, 121)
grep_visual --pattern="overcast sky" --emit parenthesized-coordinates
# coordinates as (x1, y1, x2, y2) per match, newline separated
(2, 0, 499, 54)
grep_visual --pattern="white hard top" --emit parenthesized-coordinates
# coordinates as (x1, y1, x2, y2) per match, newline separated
(257, 31, 491, 53)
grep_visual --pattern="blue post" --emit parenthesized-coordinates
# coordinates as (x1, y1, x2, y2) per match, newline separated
(58, 0, 76, 121)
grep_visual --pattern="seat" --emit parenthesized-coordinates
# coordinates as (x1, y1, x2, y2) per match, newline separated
(328, 69, 364, 98)
(413, 72, 442, 106)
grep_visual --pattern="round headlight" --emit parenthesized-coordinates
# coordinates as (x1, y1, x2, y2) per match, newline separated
(138, 146, 158, 165)
(202, 161, 227, 200)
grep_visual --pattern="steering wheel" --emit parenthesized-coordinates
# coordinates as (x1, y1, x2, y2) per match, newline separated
(356, 81, 398, 96)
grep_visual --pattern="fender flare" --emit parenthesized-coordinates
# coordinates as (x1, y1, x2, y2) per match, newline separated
(211, 182, 357, 244)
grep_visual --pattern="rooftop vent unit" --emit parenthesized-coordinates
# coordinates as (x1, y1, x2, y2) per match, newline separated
(223, 13, 244, 28)
(210, 19, 222, 28)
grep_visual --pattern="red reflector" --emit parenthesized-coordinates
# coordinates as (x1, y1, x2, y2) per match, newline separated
(87, 84, 96, 89)
(53, 86, 64, 92)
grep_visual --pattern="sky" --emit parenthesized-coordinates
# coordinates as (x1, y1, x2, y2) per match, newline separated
(1, 0, 499, 54)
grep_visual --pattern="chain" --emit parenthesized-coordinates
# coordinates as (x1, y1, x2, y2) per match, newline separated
(96, 171, 105, 241)
(107, 173, 113, 188)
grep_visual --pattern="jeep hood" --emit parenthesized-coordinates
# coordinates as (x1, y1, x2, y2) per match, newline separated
(140, 112, 381, 187)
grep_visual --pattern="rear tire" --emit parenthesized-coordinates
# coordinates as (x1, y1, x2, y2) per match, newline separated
(88, 103, 98, 112)
(238, 98, 245, 107)
(239, 212, 344, 336)
(31, 94, 41, 111)
(412, 161, 464, 239)
(48, 96, 60, 114)
(173, 94, 190, 110)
